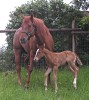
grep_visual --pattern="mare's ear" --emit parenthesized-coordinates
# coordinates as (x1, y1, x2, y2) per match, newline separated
(30, 11, 34, 23)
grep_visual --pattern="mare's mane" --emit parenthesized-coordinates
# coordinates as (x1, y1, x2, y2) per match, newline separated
(33, 17, 52, 46)
(33, 17, 50, 36)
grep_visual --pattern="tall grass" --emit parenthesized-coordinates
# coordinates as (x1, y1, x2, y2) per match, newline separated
(0, 66, 89, 100)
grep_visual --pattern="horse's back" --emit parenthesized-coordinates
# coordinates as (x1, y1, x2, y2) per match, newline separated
(63, 51, 76, 62)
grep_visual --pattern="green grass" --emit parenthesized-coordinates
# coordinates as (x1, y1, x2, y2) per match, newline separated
(0, 66, 89, 100)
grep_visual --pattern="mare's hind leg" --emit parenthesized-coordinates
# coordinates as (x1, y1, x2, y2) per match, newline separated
(44, 67, 52, 91)
(68, 62, 79, 89)
(14, 49, 21, 85)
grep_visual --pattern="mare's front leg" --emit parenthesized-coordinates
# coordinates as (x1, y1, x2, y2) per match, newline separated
(44, 67, 52, 91)
(25, 50, 34, 88)
(13, 48, 21, 85)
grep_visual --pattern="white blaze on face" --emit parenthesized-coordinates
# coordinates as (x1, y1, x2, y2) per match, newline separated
(34, 49, 39, 61)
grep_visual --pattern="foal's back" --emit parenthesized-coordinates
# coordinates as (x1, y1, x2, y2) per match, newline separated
(53, 50, 76, 66)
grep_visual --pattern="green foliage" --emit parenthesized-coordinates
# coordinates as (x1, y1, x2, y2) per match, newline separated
(79, 16, 89, 31)
(0, 47, 15, 71)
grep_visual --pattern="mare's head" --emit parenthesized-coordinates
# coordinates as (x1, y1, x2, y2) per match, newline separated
(21, 14, 52, 46)
(34, 44, 45, 62)
(21, 14, 36, 38)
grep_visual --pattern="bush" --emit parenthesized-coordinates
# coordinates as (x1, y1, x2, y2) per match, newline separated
(79, 16, 89, 31)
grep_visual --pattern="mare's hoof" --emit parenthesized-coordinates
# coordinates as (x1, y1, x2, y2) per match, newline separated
(18, 81, 22, 86)
(24, 84, 29, 89)
(55, 88, 58, 94)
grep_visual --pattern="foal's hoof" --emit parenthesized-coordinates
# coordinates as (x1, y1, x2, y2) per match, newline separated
(55, 91, 57, 94)
(73, 83, 77, 90)
(45, 87, 48, 91)
(74, 86, 77, 90)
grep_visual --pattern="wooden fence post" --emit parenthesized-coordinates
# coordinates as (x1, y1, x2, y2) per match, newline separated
(72, 20, 76, 52)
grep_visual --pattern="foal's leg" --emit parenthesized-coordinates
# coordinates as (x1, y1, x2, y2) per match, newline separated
(44, 67, 52, 91)
(46, 61, 51, 85)
(14, 49, 21, 85)
(68, 62, 79, 89)
(72, 63, 79, 89)
(53, 67, 58, 94)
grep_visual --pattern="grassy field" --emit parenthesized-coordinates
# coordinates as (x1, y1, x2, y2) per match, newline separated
(0, 66, 89, 100)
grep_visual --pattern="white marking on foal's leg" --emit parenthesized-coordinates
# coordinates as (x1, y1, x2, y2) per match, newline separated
(73, 77, 77, 89)
(44, 77, 48, 91)
(44, 68, 52, 91)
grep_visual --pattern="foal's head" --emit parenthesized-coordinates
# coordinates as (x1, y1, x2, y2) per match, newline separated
(34, 44, 45, 62)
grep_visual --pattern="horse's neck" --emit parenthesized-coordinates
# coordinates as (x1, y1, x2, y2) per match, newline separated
(35, 33, 44, 45)
(43, 48, 53, 62)
(35, 24, 48, 45)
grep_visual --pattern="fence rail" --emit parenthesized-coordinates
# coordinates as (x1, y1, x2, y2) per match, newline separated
(0, 28, 82, 33)
(0, 29, 17, 33)
(0, 28, 89, 35)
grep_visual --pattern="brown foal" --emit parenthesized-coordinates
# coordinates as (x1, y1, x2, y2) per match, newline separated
(34, 45, 82, 93)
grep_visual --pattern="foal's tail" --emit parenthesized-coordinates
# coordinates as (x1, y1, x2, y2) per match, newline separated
(76, 54, 83, 66)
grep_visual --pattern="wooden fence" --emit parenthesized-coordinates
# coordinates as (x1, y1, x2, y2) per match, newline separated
(0, 27, 89, 52)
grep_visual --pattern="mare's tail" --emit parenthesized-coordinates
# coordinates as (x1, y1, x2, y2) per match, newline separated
(76, 54, 83, 66)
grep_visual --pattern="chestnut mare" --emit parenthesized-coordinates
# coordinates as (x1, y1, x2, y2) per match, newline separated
(34, 44, 83, 93)
(13, 15, 54, 88)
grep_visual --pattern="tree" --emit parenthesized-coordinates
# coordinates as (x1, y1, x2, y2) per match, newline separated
(71, 0, 89, 10)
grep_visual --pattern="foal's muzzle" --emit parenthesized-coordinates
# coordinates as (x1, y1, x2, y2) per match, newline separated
(34, 57, 39, 62)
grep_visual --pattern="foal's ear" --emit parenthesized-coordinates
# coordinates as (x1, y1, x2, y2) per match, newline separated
(43, 43, 45, 48)
(36, 44, 39, 48)
(36, 43, 45, 49)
